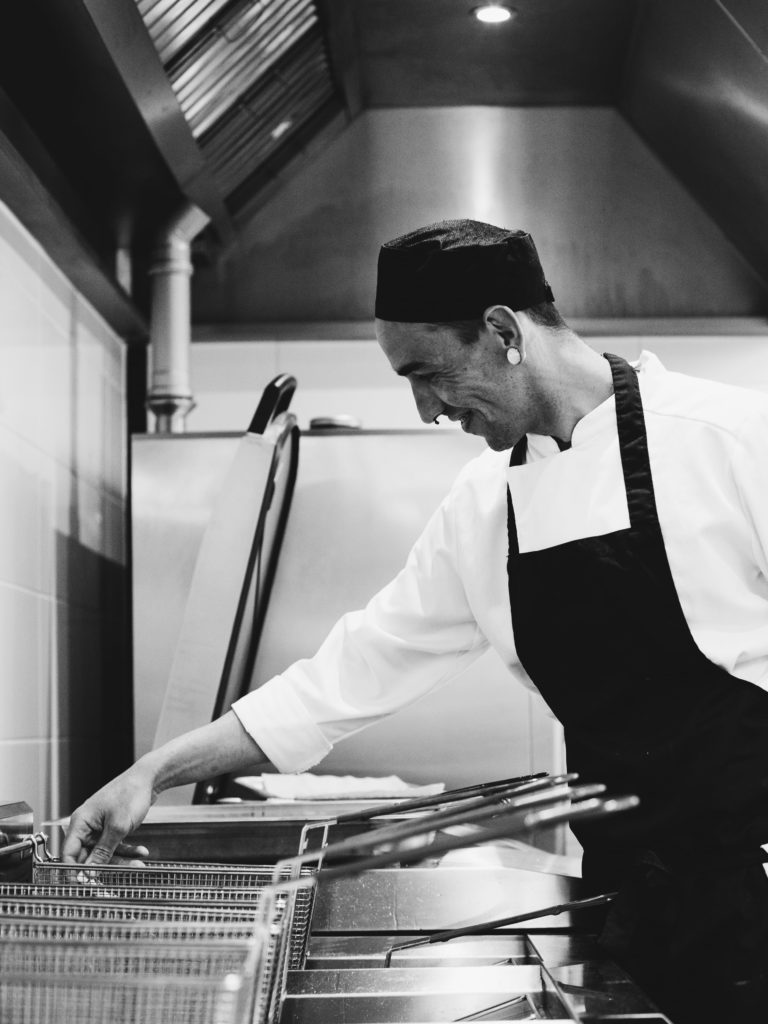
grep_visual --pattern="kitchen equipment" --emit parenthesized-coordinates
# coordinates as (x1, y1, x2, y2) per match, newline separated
(0, 790, 666, 1024)
(383, 893, 618, 967)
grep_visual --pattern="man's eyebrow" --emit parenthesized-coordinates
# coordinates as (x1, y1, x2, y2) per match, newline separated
(395, 360, 428, 377)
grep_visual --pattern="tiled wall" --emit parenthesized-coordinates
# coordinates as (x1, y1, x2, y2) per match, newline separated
(186, 331, 768, 434)
(0, 200, 130, 829)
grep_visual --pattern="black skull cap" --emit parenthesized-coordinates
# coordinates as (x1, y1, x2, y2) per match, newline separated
(375, 219, 554, 322)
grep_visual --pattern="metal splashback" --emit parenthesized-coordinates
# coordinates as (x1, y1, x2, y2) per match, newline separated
(133, 426, 564, 804)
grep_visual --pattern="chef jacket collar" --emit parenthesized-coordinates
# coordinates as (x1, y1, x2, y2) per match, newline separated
(523, 351, 662, 460)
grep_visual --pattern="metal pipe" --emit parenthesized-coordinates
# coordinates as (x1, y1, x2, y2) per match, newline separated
(146, 204, 210, 433)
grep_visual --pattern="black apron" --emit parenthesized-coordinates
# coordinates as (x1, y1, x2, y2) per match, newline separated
(506, 353, 768, 1022)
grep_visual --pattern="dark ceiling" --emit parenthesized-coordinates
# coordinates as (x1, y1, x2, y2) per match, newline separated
(350, 0, 639, 108)
(0, 0, 767, 333)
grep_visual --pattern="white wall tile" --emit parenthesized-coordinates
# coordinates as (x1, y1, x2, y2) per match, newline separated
(185, 391, 258, 432)
(36, 249, 75, 338)
(289, 386, 426, 430)
(0, 584, 51, 741)
(0, 739, 53, 828)
(0, 427, 48, 594)
(54, 601, 103, 741)
(275, 340, 391, 390)
(0, 309, 43, 448)
(102, 496, 126, 565)
(190, 333, 768, 436)
(191, 340, 279, 393)
(639, 335, 768, 392)
(0, 200, 128, 822)
(37, 320, 75, 469)
(186, 342, 279, 432)
(52, 469, 113, 604)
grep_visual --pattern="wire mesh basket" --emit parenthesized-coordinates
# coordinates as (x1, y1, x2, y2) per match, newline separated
(0, 969, 250, 1024)
(0, 887, 266, 924)
(31, 858, 316, 969)
(0, 847, 320, 1024)
(0, 914, 262, 944)
(0, 935, 259, 978)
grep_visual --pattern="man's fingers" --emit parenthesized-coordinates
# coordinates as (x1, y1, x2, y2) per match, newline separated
(61, 813, 96, 864)
(85, 844, 119, 865)
(114, 841, 149, 860)
(82, 823, 128, 865)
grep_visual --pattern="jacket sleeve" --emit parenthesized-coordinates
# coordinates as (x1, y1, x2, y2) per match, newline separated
(231, 481, 488, 773)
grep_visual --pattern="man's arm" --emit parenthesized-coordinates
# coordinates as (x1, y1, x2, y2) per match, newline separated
(62, 711, 269, 864)
(64, 459, 487, 862)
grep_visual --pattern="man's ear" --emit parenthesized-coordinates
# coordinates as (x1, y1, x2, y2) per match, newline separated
(482, 305, 525, 362)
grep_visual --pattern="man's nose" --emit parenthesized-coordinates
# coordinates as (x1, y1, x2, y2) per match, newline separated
(409, 379, 441, 424)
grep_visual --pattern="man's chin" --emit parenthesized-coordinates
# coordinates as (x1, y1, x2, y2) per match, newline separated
(464, 418, 520, 452)
(484, 431, 521, 452)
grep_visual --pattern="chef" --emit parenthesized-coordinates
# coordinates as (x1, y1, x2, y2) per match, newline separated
(64, 220, 768, 1022)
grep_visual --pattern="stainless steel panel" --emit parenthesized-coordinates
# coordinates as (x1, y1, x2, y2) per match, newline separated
(132, 430, 565, 800)
(305, 934, 537, 969)
(132, 434, 240, 761)
(249, 430, 564, 794)
(622, 0, 768, 284)
(282, 965, 569, 1023)
(311, 869, 583, 933)
(542, 956, 668, 1021)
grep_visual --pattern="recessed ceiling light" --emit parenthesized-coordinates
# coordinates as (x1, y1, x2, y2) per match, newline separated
(473, 4, 515, 24)
(270, 119, 293, 140)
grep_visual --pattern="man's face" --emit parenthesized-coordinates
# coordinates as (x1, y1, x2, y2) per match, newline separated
(376, 318, 535, 451)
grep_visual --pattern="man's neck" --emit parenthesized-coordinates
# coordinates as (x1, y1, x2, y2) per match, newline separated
(534, 339, 614, 442)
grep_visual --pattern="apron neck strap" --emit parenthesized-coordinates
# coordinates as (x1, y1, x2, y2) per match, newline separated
(604, 352, 659, 529)
(508, 353, 659, 531)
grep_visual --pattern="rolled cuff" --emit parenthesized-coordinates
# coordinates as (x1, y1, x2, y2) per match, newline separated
(231, 677, 332, 774)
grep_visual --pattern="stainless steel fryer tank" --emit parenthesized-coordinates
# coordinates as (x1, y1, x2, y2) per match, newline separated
(2, 801, 674, 1023)
(126, 806, 674, 1023)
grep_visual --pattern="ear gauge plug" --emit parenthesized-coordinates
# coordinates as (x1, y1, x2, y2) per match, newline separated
(507, 348, 522, 366)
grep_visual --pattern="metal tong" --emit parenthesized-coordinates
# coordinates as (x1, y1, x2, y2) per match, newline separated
(274, 776, 639, 887)
(294, 771, 573, 859)
(295, 772, 584, 867)
(332, 771, 551, 824)
(383, 891, 618, 966)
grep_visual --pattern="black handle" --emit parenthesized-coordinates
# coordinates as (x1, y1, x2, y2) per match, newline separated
(248, 374, 297, 434)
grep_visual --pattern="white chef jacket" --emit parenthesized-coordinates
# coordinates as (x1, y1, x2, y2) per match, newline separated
(232, 352, 768, 773)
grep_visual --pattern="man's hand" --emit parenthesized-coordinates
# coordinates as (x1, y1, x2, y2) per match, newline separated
(62, 763, 155, 864)
(61, 711, 269, 864)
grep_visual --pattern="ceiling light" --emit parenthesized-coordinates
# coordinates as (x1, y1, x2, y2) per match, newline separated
(270, 119, 293, 141)
(473, 4, 515, 24)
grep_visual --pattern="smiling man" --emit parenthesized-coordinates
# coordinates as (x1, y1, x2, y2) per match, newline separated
(375, 223, 614, 452)
(64, 219, 768, 1023)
